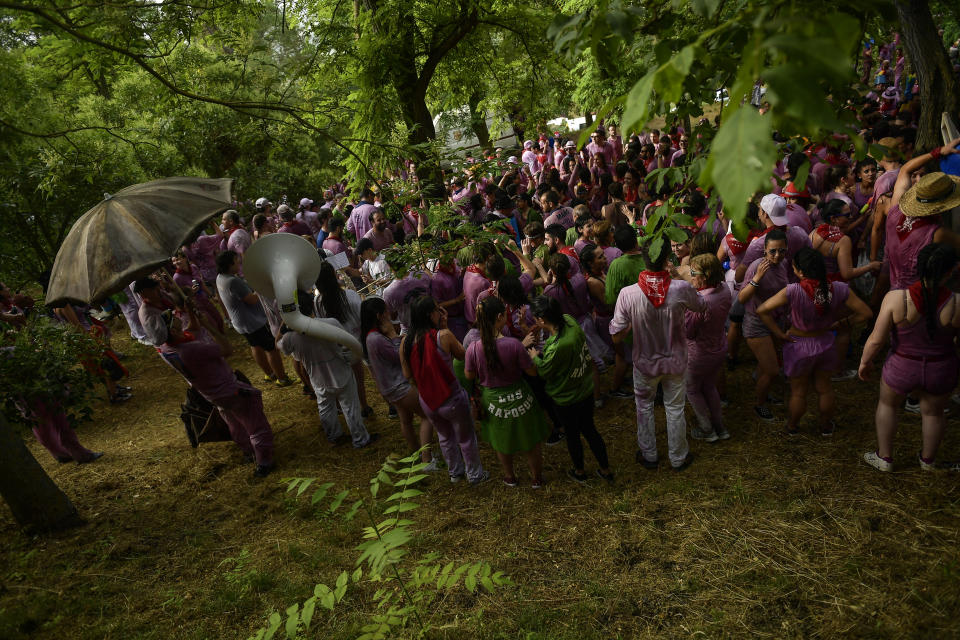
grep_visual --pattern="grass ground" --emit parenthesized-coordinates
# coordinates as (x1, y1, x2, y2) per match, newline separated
(2, 323, 960, 640)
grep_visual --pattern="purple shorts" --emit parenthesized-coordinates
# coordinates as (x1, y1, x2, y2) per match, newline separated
(782, 333, 837, 378)
(881, 353, 959, 397)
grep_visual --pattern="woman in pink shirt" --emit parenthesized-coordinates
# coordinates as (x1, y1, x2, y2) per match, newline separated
(757, 249, 872, 436)
(685, 254, 733, 442)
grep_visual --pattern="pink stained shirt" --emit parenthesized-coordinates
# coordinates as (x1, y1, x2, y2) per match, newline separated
(609, 278, 706, 377)
(463, 269, 492, 325)
(430, 267, 464, 318)
(464, 336, 532, 388)
(322, 236, 354, 264)
(741, 226, 812, 282)
(278, 220, 313, 237)
(347, 202, 377, 239)
(586, 140, 615, 167)
(785, 203, 813, 233)
(184, 233, 221, 283)
(363, 227, 395, 251)
(685, 284, 732, 366)
(885, 205, 940, 289)
(222, 227, 252, 255)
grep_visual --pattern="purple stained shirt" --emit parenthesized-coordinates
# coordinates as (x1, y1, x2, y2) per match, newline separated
(602, 246, 622, 271)
(885, 205, 939, 289)
(223, 227, 252, 255)
(365, 332, 410, 403)
(430, 267, 464, 317)
(586, 140, 615, 166)
(685, 285, 732, 365)
(785, 203, 813, 233)
(363, 227, 395, 251)
(742, 226, 812, 282)
(298, 210, 322, 235)
(463, 270, 492, 325)
(609, 278, 706, 377)
(543, 207, 575, 230)
(322, 236, 354, 264)
(464, 336, 532, 388)
(347, 202, 377, 239)
(173, 337, 238, 402)
(382, 272, 431, 330)
(184, 233, 221, 283)
(543, 272, 592, 321)
(742, 257, 788, 315)
(786, 281, 849, 333)
(278, 220, 313, 236)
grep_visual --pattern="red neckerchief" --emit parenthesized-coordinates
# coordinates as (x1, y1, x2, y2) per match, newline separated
(466, 264, 487, 278)
(896, 213, 939, 241)
(624, 186, 637, 203)
(908, 282, 951, 314)
(694, 214, 710, 230)
(725, 229, 761, 256)
(756, 224, 785, 238)
(558, 246, 579, 262)
(282, 221, 295, 230)
(224, 226, 239, 239)
(637, 270, 671, 308)
(816, 224, 845, 243)
(798, 278, 831, 314)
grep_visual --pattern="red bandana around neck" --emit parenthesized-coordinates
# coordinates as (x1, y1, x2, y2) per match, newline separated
(895, 213, 938, 242)
(725, 229, 761, 256)
(558, 245, 579, 261)
(798, 278, 832, 314)
(466, 264, 487, 278)
(907, 281, 951, 315)
(816, 224, 845, 243)
(637, 270, 671, 307)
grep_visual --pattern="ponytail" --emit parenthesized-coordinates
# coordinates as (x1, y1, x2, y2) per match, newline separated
(917, 243, 959, 337)
(476, 296, 505, 370)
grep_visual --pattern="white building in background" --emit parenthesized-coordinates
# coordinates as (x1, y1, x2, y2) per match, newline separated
(433, 108, 589, 154)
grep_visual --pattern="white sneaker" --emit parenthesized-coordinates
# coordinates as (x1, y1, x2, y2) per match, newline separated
(469, 470, 491, 486)
(831, 369, 858, 382)
(904, 399, 920, 414)
(918, 454, 937, 472)
(690, 428, 719, 443)
(863, 451, 893, 472)
(715, 428, 731, 440)
(449, 473, 464, 484)
(952, 393, 960, 405)
(421, 459, 441, 473)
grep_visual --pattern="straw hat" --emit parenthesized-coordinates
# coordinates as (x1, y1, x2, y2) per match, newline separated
(900, 172, 960, 217)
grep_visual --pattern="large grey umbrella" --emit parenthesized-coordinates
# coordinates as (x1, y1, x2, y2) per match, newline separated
(45, 177, 234, 306)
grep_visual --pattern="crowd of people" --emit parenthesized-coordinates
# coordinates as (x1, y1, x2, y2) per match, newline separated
(7, 32, 960, 481)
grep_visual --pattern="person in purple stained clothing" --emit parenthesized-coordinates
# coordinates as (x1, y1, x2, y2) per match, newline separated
(298, 198, 323, 236)
(572, 212, 594, 254)
(684, 254, 733, 442)
(462, 245, 493, 328)
(585, 129, 614, 167)
(738, 227, 791, 423)
(167, 298, 276, 477)
(540, 191, 575, 230)
(465, 297, 549, 487)
(382, 265, 431, 333)
(276, 204, 313, 237)
(544, 252, 611, 373)
(430, 257, 467, 341)
(780, 183, 813, 233)
(758, 249, 872, 437)
(322, 216, 363, 279)
(884, 139, 960, 290)
(183, 226, 223, 285)
(859, 244, 960, 472)
(736, 194, 811, 285)
(220, 210, 251, 256)
(361, 297, 437, 467)
(362, 209, 395, 251)
(400, 296, 488, 485)
(346, 188, 378, 240)
(610, 237, 705, 471)
(852, 157, 878, 211)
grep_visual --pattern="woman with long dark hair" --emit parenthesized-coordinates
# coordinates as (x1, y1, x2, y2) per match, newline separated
(757, 248, 872, 436)
(400, 296, 488, 485)
(527, 295, 613, 483)
(315, 261, 372, 416)
(360, 297, 436, 469)
(859, 244, 960, 471)
(464, 297, 549, 487)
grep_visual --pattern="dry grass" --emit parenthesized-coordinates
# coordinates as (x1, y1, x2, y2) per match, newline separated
(2, 322, 960, 640)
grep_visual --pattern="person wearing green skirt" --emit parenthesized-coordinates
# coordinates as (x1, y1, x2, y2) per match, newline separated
(464, 297, 550, 487)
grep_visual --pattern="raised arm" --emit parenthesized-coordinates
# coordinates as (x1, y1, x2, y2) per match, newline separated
(891, 137, 960, 208)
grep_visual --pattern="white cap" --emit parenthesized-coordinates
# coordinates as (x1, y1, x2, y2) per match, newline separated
(507, 156, 518, 164)
(255, 197, 272, 208)
(760, 194, 788, 226)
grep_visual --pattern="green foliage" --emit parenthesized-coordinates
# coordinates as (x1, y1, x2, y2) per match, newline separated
(0, 317, 99, 429)
(549, 0, 894, 228)
(247, 450, 512, 640)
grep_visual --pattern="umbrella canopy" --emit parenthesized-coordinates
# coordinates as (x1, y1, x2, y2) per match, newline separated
(45, 177, 234, 306)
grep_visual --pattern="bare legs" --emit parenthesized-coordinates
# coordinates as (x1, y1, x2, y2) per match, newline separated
(353, 362, 371, 412)
(873, 382, 948, 462)
(746, 336, 779, 407)
(395, 387, 434, 463)
(786, 370, 835, 432)
(496, 444, 543, 485)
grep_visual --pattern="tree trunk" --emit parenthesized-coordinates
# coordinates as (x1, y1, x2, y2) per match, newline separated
(897, 0, 960, 151)
(0, 413, 83, 533)
(468, 91, 491, 151)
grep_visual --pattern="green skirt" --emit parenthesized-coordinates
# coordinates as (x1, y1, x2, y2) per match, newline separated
(479, 380, 550, 454)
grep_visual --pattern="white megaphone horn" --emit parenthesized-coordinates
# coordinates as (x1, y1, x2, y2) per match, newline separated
(243, 233, 362, 357)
